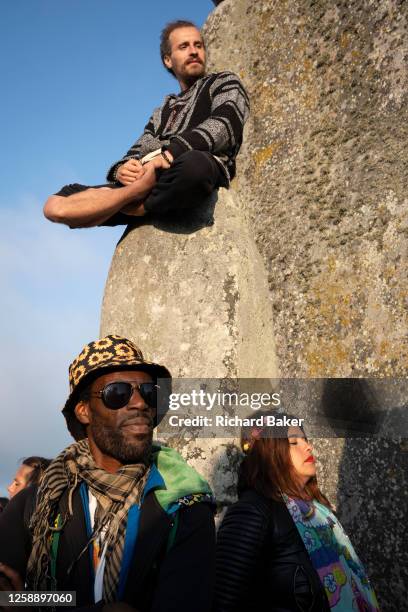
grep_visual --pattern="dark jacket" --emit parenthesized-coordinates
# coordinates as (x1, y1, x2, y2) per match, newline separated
(215, 490, 330, 612)
(0, 484, 215, 612)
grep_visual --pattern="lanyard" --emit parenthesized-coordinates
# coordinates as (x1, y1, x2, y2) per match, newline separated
(51, 468, 169, 599)
(79, 483, 96, 582)
(79, 482, 140, 601)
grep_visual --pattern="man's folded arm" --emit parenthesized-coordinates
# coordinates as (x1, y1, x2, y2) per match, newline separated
(106, 110, 164, 182)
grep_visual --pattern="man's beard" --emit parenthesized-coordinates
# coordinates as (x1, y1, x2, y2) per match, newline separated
(184, 74, 202, 88)
(90, 419, 153, 464)
(182, 61, 205, 88)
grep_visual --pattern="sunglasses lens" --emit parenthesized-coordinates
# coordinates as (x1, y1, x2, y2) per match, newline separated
(139, 383, 158, 408)
(102, 382, 133, 410)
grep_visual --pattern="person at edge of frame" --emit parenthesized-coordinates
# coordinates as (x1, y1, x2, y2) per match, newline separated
(0, 335, 216, 612)
(214, 410, 380, 612)
(43, 20, 250, 229)
(7, 456, 51, 500)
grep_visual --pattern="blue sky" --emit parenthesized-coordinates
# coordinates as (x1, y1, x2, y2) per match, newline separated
(0, 0, 214, 496)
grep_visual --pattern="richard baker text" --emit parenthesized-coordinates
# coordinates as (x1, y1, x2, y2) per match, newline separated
(168, 414, 304, 428)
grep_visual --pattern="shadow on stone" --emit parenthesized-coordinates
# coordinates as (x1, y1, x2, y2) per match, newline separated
(336, 435, 407, 611)
(320, 378, 385, 437)
(117, 191, 219, 246)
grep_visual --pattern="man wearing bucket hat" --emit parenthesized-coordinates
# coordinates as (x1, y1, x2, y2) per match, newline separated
(0, 335, 216, 611)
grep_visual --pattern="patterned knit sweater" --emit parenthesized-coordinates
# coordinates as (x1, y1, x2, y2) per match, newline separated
(106, 71, 250, 184)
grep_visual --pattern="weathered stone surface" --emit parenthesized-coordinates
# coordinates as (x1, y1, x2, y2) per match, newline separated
(204, 0, 408, 378)
(202, 1, 408, 608)
(101, 190, 277, 379)
(101, 1, 407, 607)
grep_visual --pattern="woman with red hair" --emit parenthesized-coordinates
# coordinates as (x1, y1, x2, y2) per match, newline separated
(215, 413, 379, 612)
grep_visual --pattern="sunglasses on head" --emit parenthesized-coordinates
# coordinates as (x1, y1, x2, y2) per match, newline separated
(90, 381, 159, 410)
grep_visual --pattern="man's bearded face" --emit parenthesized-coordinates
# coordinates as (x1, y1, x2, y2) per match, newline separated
(83, 369, 155, 465)
(164, 26, 206, 89)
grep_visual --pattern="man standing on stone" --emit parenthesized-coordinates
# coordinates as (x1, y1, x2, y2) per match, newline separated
(44, 20, 249, 228)
(0, 335, 215, 610)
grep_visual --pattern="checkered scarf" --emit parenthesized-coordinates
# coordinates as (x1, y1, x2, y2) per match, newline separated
(27, 439, 149, 602)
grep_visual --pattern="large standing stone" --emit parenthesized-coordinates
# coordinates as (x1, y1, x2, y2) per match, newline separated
(101, 190, 279, 506)
(101, 190, 277, 379)
(202, 1, 408, 608)
(101, 1, 408, 606)
(204, 0, 408, 378)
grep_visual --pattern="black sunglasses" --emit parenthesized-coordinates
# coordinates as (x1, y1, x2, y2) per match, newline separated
(90, 382, 159, 410)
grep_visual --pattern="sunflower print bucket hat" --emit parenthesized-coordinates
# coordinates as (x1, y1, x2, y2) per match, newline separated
(62, 334, 171, 440)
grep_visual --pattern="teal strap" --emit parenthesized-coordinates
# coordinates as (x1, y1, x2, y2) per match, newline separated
(79, 481, 95, 591)
(118, 504, 140, 599)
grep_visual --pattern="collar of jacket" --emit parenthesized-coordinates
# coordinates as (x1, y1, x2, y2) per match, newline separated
(151, 445, 212, 510)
